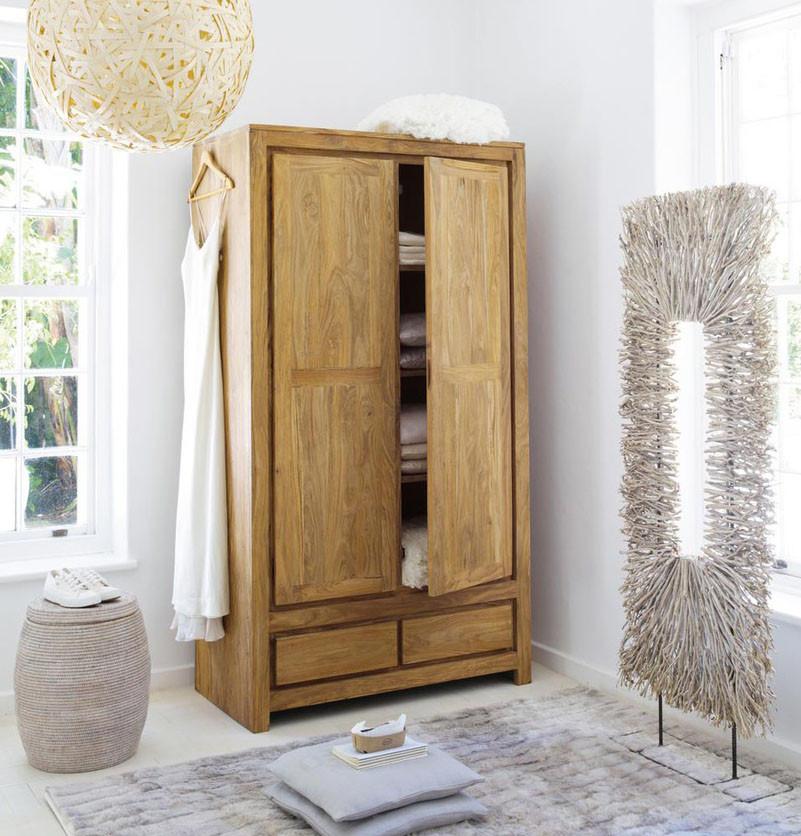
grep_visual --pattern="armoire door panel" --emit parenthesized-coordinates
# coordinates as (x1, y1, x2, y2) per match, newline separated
(273, 153, 399, 606)
(425, 157, 513, 597)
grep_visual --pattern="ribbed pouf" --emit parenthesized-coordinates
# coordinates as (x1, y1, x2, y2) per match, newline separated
(14, 594, 150, 773)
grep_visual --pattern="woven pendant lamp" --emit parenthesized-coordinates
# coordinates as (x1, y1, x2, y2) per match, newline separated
(27, 0, 254, 152)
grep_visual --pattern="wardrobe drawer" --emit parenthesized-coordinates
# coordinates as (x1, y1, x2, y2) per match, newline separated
(402, 603, 514, 665)
(275, 622, 398, 686)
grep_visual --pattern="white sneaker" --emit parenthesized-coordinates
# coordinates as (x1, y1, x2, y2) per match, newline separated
(68, 568, 122, 602)
(43, 569, 102, 608)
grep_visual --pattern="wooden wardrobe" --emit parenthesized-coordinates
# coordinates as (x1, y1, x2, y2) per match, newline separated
(192, 125, 531, 732)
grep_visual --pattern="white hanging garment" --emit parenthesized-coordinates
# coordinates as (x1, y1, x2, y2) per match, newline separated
(171, 202, 229, 642)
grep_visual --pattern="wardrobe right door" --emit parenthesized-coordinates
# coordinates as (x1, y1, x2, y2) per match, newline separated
(425, 157, 514, 596)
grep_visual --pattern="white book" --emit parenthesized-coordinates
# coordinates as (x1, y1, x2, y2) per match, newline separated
(332, 736, 428, 770)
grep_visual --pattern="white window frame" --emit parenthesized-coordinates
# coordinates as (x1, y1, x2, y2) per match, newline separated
(0, 16, 114, 565)
(696, 0, 801, 580)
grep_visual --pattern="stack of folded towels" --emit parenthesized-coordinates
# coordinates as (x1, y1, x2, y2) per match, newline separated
(267, 735, 486, 835)
(400, 403, 426, 476)
(399, 311, 426, 373)
(399, 230, 425, 266)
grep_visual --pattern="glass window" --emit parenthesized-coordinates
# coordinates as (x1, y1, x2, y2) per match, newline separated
(725, 14, 801, 576)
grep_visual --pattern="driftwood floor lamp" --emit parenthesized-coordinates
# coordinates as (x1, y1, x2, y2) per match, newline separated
(619, 184, 777, 779)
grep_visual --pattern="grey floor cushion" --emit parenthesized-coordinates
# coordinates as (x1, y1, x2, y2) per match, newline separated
(267, 782, 487, 836)
(268, 738, 482, 822)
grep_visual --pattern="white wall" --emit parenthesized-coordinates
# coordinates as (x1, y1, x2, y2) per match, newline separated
(473, 0, 656, 690)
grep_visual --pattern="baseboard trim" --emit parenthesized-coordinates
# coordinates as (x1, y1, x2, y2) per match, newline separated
(0, 663, 195, 716)
(533, 640, 801, 772)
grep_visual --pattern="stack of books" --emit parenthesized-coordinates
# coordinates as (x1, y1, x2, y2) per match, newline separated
(332, 736, 428, 770)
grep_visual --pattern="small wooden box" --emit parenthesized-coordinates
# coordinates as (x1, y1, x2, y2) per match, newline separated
(351, 728, 406, 754)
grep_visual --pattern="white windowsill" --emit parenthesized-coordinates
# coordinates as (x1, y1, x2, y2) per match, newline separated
(770, 572, 801, 627)
(0, 553, 138, 584)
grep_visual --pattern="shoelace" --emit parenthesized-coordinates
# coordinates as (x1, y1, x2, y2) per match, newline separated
(54, 570, 93, 592)
(72, 569, 108, 586)
(75, 568, 107, 587)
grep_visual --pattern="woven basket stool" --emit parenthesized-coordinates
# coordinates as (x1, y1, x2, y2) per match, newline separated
(14, 594, 150, 773)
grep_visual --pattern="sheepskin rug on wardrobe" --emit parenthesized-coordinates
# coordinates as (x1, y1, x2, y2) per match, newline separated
(358, 94, 510, 144)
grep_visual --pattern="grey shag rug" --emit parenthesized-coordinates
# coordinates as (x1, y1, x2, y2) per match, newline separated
(46, 687, 801, 835)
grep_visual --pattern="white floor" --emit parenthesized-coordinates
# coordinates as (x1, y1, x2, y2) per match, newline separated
(0, 663, 574, 835)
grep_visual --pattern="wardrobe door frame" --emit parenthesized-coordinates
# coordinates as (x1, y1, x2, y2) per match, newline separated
(271, 151, 401, 606)
(424, 155, 515, 597)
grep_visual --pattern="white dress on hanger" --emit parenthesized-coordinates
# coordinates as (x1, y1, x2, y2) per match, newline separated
(171, 204, 229, 642)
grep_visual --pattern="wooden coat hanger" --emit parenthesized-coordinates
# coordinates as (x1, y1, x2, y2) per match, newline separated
(187, 150, 235, 203)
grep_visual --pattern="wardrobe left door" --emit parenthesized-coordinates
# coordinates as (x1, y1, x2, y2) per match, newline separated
(272, 153, 400, 606)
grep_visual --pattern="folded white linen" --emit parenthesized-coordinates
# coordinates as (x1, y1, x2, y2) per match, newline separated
(401, 442, 427, 461)
(402, 516, 428, 590)
(399, 231, 425, 246)
(400, 313, 426, 346)
(400, 404, 426, 445)
(401, 459, 427, 475)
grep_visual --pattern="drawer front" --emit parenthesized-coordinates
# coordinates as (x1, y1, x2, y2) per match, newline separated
(275, 621, 398, 686)
(402, 603, 514, 665)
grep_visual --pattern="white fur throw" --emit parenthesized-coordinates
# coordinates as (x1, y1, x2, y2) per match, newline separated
(357, 94, 510, 145)
(402, 517, 428, 590)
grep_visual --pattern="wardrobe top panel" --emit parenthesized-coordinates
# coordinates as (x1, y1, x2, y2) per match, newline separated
(200, 124, 524, 162)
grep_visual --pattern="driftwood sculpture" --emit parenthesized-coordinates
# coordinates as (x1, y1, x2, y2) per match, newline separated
(619, 184, 777, 739)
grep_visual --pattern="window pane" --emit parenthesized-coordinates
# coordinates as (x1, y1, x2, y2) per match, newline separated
(779, 384, 801, 472)
(790, 26, 801, 112)
(766, 202, 790, 283)
(24, 455, 76, 527)
(23, 139, 82, 210)
(24, 299, 79, 369)
(739, 118, 789, 202)
(0, 57, 16, 129)
(777, 472, 801, 562)
(0, 214, 15, 285)
(24, 67, 62, 133)
(0, 457, 14, 531)
(0, 298, 15, 367)
(788, 203, 801, 285)
(0, 136, 16, 209)
(0, 377, 15, 449)
(739, 28, 789, 121)
(24, 375, 78, 448)
(23, 216, 79, 286)
(785, 299, 801, 379)
(792, 117, 801, 202)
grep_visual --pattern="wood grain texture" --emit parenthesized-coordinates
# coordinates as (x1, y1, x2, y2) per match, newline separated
(402, 603, 514, 664)
(425, 157, 513, 596)
(271, 651, 519, 711)
(272, 154, 399, 605)
(251, 124, 521, 161)
(510, 150, 532, 685)
(193, 127, 272, 732)
(269, 579, 518, 632)
(275, 622, 398, 686)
